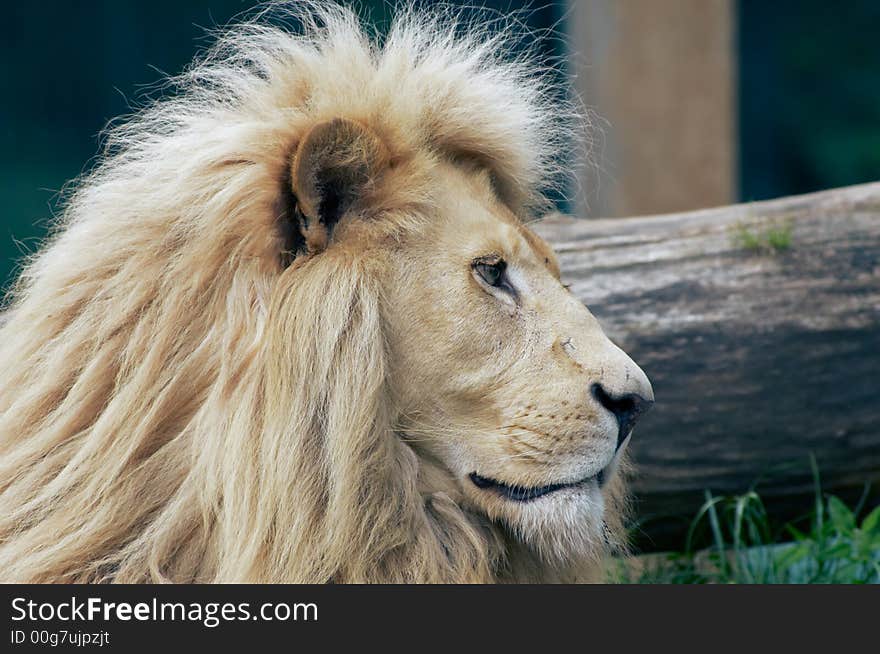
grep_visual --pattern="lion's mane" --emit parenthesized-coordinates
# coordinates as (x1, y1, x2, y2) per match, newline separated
(0, 2, 608, 583)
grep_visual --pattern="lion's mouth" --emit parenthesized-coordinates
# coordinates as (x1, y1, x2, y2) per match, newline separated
(468, 470, 605, 502)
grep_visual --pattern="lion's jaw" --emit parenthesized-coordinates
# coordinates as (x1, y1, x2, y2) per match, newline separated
(383, 163, 653, 566)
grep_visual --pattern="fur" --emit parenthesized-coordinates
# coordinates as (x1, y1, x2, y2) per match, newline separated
(0, 1, 637, 583)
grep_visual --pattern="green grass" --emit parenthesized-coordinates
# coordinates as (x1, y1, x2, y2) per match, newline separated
(732, 218, 794, 254)
(613, 458, 880, 584)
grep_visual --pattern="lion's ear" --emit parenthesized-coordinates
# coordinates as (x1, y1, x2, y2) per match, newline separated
(289, 118, 389, 254)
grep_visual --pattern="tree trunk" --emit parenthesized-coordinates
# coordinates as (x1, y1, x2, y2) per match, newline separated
(534, 182, 880, 551)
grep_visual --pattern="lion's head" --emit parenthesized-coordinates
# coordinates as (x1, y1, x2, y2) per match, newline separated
(381, 160, 653, 565)
(0, 2, 651, 583)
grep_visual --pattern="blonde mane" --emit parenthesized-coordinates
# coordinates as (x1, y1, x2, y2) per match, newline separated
(0, 1, 598, 582)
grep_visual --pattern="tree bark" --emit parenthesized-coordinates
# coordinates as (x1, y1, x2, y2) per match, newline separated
(534, 182, 880, 551)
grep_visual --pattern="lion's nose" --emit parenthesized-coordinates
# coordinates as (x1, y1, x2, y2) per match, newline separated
(591, 383, 654, 450)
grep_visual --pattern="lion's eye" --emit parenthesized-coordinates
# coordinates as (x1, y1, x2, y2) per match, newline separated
(474, 260, 506, 287)
(472, 256, 516, 300)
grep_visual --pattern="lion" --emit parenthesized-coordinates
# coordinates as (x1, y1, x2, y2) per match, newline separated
(0, 2, 653, 583)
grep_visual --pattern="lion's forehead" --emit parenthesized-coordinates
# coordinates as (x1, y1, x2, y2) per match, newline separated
(430, 165, 559, 278)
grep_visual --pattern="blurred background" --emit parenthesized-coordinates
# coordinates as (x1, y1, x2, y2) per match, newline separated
(3, 1, 880, 287)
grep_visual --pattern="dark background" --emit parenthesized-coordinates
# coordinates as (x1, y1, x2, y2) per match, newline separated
(738, 0, 880, 202)
(2, 0, 879, 288)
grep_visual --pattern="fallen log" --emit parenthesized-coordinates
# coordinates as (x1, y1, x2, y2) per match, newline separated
(534, 182, 880, 551)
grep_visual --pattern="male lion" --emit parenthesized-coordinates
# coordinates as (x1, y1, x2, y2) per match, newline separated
(0, 2, 652, 583)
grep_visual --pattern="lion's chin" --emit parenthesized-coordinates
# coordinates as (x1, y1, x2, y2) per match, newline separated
(471, 475, 610, 564)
